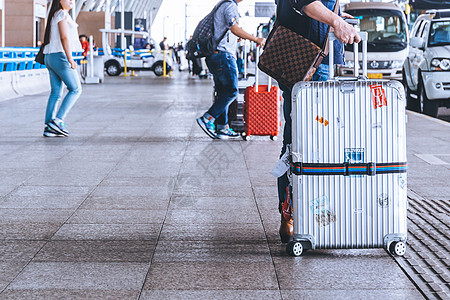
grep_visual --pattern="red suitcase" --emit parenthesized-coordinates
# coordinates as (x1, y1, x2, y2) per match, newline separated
(243, 47, 280, 141)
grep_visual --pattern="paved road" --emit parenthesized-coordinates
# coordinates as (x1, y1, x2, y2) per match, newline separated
(0, 71, 445, 299)
(437, 107, 450, 123)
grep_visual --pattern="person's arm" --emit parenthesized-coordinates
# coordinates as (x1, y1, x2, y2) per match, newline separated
(58, 17, 77, 69)
(302, 1, 360, 44)
(230, 24, 266, 47)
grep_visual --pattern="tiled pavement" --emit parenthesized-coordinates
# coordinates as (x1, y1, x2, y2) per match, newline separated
(0, 71, 446, 299)
(394, 113, 450, 300)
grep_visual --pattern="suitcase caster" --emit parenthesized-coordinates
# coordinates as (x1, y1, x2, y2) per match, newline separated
(388, 241, 407, 256)
(286, 241, 303, 257)
(242, 133, 251, 141)
(270, 135, 278, 141)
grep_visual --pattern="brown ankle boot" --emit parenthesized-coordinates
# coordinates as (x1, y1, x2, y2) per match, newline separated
(279, 214, 293, 243)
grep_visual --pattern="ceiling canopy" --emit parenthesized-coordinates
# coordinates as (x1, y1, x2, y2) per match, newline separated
(48, 0, 163, 20)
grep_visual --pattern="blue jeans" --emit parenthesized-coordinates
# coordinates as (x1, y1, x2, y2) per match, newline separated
(205, 51, 238, 126)
(277, 64, 329, 211)
(44, 52, 82, 125)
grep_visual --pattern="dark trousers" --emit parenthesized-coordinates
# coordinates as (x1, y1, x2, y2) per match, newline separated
(205, 51, 238, 126)
(277, 64, 330, 212)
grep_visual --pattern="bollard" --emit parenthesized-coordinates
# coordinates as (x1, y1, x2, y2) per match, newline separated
(122, 49, 129, 77)
(163, 50, 167, 77)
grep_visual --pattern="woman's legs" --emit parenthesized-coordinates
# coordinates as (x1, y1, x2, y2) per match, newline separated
(44, 66, 64, 125)
(44, 52, 82, 124)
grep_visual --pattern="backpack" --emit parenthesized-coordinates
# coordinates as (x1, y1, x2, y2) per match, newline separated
(187, 0, 233, 59)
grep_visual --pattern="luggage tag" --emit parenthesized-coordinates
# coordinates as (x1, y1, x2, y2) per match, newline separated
(270, 145, 291, 178)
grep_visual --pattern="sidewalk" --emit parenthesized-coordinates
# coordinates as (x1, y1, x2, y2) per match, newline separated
(0, 72, 445, 299)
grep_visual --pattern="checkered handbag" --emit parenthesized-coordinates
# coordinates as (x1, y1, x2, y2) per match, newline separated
(258, 25, 324, 88)
(258, 1, 339, 88)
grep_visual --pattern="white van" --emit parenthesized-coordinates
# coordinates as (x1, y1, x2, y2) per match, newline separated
(337, 2, 409, 80)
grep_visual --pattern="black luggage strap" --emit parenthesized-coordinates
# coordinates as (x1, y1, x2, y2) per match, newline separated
(290, 162, 407, 176)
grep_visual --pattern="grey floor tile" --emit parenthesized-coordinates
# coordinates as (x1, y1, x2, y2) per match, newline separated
(168, 196, 257, 211)
(79, 195, 169, 211)
(110, 165, 180, 178)
(142, 262, 278, 290)
(100, 175, 177, 187)
(184, 142, 244, 158)
(0, 241, 46, 261)
(165, 209, 261, 225)
(0, 289, 140, 300)
(52, 223, 162, 241)
(67, 209, 166, 224)
(90, 185, 172, 199)
(0, 209, 72, 223)
(0, 262, 30, 292)
(249, 175, 278, 188)
(140, 290, 282, 300)
(281, 289, 424, 299)
(410, 186, 450, 198)
(0, 186, 16, 199)
(2, 185, 91, 200)
(159, 223, 266, 242)
(0, 70, 436, 297)
(0, 193, 88, 209)
(172, 186, 253, 198)
(252, 186, 279, 199)
(25, 173, 107, 187)
(34, 240, 155, 263)
(272, 251, 419, 290)
(7, 262, 149, 290)
(152, 241, 271, 263)
(0, 223, 63, 240)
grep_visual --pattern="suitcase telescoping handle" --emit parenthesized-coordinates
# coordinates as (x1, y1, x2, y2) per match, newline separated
(255, 44, 272, 92)
(243, 41, 248, 79)
(328, 31, 368, 79)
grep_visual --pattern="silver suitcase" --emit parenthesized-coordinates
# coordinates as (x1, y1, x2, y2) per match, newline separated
(287, 32, 408, 257)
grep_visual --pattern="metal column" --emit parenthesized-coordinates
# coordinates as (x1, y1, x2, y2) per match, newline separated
(1, 0, 5, 47)
(121, 0, 125, 49)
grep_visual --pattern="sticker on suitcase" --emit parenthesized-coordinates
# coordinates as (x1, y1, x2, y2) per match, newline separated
(310, 195, 336, 227)
(370, 85, 387, 109)
(344, 148, 365, 163)
(377, 193, 391, 208)
(315, 115, 329, 126)
(398, 174, 407, 190)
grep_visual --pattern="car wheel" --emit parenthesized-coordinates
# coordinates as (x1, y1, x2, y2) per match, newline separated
(419, 80, 439, 118)
(105, 60, 122, 76)
(403, 68, 420, 112)
(153, 61, 168, 77)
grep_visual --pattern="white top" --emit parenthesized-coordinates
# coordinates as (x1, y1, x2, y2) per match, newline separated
(44, 10, 83, 54)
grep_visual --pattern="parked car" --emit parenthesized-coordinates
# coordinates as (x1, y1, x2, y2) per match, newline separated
(100, 29, 173, 77)
(337, 2, 409, 80)
(104, 49, 173, 77)
(403, 10, 450, 117)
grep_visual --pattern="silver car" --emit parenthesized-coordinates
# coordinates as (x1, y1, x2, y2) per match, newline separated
(403, 10, 450, 117)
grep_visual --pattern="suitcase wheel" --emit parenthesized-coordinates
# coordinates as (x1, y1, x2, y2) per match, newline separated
(388, 241, 407, 256)
(242, 133, 251, 141)
(286, 241, 303, 257)
(270, 135, 278, 141)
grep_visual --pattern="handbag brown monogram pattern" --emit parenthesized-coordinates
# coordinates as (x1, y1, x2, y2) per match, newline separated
(258, 1, 339, 88)
(258, 26, 322, 88)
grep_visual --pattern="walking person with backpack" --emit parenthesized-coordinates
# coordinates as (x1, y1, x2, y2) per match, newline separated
(42, 0, 83, 137)
(194, 0, 265, 140)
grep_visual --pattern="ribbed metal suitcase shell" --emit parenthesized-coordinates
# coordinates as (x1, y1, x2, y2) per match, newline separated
(290, 79, 407, 250)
